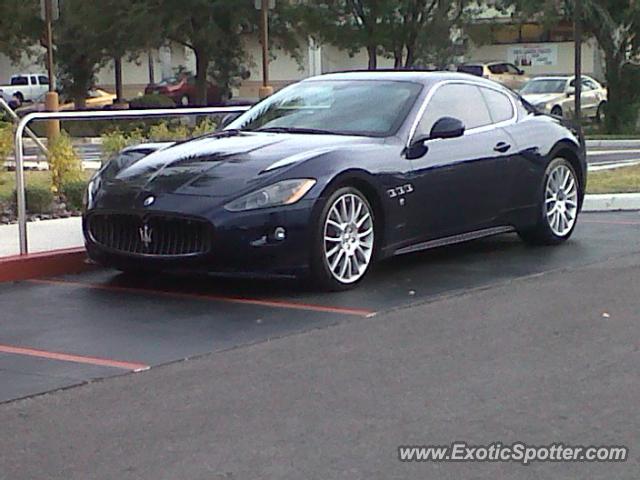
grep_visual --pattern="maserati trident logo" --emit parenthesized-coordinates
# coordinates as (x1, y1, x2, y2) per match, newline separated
(139, 224, 153, 249)
(143, 195, 155, 207)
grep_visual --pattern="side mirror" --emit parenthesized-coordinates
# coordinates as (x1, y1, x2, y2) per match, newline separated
(566, 87, 575, 98)
(430, 117, 465, 140)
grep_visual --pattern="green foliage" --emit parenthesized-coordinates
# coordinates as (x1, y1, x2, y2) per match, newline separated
(0, 0, 41, 62)
(191, 118, 217, 137)
(101, 129, 144, 162)
(297, 0, 471, 69)
(147, 122, 189, 142)
(48, 132, 83, 194)
(128, 94, 176, 110)
(61, 179, 87, 211)
(14, 184, 54, 215)
(0, 122, 13, 163)
(501, 0, 640, 134)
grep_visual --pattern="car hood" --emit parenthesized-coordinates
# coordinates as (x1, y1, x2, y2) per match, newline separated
(104, 132, 373, 198)
(522, 93, 564, 105)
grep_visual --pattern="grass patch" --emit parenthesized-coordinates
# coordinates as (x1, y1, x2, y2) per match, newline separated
(0, 170, 93, 204)
(587, 164, 640, 194)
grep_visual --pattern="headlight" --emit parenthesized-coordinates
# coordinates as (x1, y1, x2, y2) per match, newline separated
(224, 179, 316, 212)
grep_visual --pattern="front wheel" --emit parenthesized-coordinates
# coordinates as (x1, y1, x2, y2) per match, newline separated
(519, 158, 580, 245)
(596, 102, 607, 123)
(550, 106, 563, 117)
(310, 187, 376, 291)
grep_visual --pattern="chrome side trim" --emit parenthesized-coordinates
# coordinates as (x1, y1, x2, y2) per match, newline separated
(394, 226, 515, 256)
(406, 79, 519, 148)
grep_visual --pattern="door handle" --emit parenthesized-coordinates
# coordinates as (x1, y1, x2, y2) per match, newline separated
(494, 142, 511, 153)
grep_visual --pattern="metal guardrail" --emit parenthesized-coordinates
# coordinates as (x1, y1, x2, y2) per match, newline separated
(0, 97, 49, 156)
(14, 106, 250, 255)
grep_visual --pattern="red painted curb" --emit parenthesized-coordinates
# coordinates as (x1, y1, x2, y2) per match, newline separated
(0, 247, 94, 283)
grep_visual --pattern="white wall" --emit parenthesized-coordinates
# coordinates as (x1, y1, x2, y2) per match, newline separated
(467, 40, 604, 80)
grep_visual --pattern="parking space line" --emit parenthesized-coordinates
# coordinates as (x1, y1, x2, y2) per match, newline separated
(581, 219, 640, 226)
(0, 344, 149, 371)
(28, 278, 376, 318)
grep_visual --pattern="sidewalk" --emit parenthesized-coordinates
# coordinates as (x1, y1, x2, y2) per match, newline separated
(0, 217, 83, 257)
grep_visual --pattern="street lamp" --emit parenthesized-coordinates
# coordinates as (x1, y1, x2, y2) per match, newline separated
(256, 0, 275, 98)
(41, 0, 60, 140)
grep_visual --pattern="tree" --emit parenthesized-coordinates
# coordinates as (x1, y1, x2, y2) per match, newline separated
(298, 0, 472, 70)
(0, 0, 41, 63)
(498, 0, 640, 133)
(153, 0, 253, 105)
(93, 0, 164, 103)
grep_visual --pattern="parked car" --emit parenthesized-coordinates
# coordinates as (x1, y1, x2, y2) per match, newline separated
(145, 73, 226, 106)
(84, 71, 586, 290)
(0, 74, 50, 105)
(15, 89, 116, 115)
(457, 61, 530, 90)
(520, 75, 608, 122)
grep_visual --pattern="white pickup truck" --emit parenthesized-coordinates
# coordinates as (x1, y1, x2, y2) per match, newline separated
(0, 74, 50, 105)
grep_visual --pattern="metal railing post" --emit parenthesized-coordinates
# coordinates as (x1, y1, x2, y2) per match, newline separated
(13, 106, 249, 255)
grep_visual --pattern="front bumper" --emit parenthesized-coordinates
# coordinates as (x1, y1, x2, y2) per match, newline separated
(84, 196, 317, 278)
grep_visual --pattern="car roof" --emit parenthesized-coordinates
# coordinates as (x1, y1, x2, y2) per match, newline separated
(304, 70, 503, 88)
(529, 75, 597, 81)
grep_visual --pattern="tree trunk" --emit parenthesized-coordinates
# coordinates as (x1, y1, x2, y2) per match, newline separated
(394, 47, 403, 69)
(114, 57, 123, 104)
(404, 45, 415, 69)
(603, 51, 624, 133)
(194, 48, 210, 106)
(367, 45, 377, 70)
(74, 93, 87, 110)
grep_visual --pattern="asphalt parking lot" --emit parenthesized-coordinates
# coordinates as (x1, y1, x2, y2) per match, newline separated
(0, 211, 639, 479)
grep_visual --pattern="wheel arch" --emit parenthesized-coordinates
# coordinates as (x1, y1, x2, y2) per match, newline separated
(550, 141, 586, 206)
(318, 170, 388, 251)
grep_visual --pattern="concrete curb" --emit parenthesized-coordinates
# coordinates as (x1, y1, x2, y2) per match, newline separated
(586, 139, 640, 149)
(0, 248, 94, 283)
(583, 193, 640, 212)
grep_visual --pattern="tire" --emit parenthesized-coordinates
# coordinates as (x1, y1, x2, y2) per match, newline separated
(310, 186, 376, 291)
(550, 106, 563, 117)
(596, 102, 606, 123)
(179, 95, 190, 107)
(518, 158, 581, 245)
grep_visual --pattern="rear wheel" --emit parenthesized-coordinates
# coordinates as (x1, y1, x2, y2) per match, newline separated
(550, 106, 563, 117)
(179, 95, 190, 106)
(519, 158, 580, 245)
(311, 187, 375, 291)
(596, 101, 607, 123)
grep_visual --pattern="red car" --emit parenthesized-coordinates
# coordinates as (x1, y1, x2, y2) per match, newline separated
(145, 73, 226, 106)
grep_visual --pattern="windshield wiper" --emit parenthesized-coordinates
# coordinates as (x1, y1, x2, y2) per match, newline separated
(254, 126, 340, 135)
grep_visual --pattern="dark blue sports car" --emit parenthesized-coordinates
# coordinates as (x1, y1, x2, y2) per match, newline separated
(84, 71, 586, 290)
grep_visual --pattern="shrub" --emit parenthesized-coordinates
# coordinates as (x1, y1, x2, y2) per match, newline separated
(61, 178, 87, 211)
(13, 184, 54, 214)
(48, 132, 83, 194)
(0, 122, 13, 163)
(148, 121, 189, 141)
(100, 128, 144, 162)
(191, 118, 218, 137)
(129, 94, 176, 110)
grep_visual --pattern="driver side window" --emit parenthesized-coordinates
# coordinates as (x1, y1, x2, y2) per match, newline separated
(415, 84, 492, 139)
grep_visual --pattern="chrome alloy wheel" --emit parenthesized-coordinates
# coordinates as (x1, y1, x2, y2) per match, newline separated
(545, 163, 578, 237)
(323, 193, 374, 284)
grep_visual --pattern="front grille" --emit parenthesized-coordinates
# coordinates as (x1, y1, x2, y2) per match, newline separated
(88, 213, 212, 257)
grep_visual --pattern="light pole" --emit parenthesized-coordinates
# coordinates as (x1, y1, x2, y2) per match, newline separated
(42, 0, 60, 140)
(258, 0, 274, 99)
(574, 0, 582, 129)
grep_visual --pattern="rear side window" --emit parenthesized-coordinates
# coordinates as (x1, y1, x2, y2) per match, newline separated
(10, 76, 28, 86)
(488, 64, 507, 75)
(480, 87, 514, 124)
(39, 76, 50, 85)
(416, 83, 492, 137)
(457, 65, 483, 77)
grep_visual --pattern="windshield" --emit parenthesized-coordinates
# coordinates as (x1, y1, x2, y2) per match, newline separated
(228, 80, 423, 137)
(521, 79, 567, 94)
(457, 65, 483, 77)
